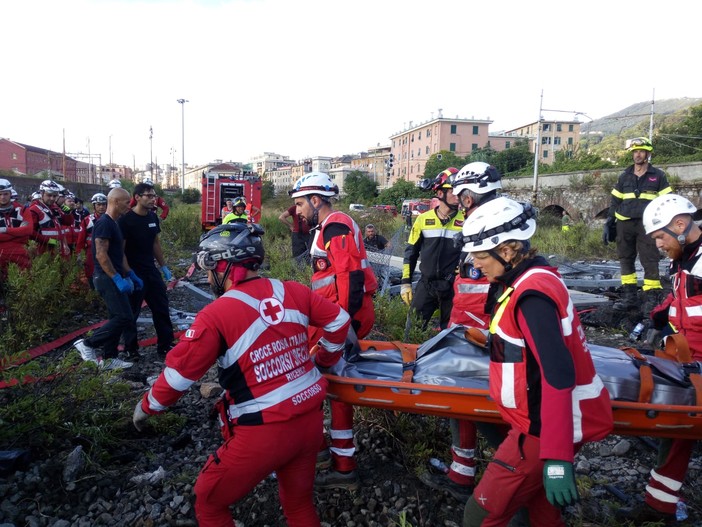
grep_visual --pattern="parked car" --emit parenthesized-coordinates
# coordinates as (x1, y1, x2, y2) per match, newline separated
(349, 203, 366, 212)
(372, 204, 398, 216)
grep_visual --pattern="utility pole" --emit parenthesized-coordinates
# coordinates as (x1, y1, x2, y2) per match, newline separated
(177, 99, 188, 193)
(532, 90, 543, 205)
(149, 126, 153, 182)
(649, 88, 655, 142)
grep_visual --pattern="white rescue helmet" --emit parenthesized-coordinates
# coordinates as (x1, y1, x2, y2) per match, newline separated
(460, 196, 537, 252)
(0, 178, 13, 192)
(108, 179, 122, 189)
(289, 172, 339, 198)
(91, 193, 108, 204)
(453, 162, 502, 195)
(39, 180, 61, 194)
(643, 194, 697, 235)
(143, 178, 154, 186)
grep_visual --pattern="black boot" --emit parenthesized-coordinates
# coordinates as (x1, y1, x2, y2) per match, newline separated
(613, 284, 639, 312)
(641, 289, 664, 317)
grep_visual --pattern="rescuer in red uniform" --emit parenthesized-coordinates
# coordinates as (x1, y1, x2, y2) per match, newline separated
(419, 162, 504, 502)
(289, 171, 378, 490)
(133, 222, 351, 527)
(76, 193, 107, 288)
(0, 178, 32, 278)
(27, 180, 72, 257)
(617, 194, 702, 524)
(460, 197, 613, 526)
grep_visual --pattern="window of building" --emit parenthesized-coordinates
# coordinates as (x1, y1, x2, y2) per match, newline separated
(450, 125, 457, 134)
(472, 144, 478, 151)
(418, 148, 421, 157)
(411, 134, 414, 142)
(450, 143, 456, 152)
(411, 150, 414, 158)
(506, 141, 511, 149)
(556, 124, 562, 132)
(554, 137, 561, 145)
(542, 137, 551, 144)
(418, 131, 422, 139)
(410, 165, 414, 174)
(568, 137, 573, 145)
(425, 146, 430, 154)
(473, 125, 479, 135)
(569, 124, 574, 132)
(543, 150, 549, 158)
(11, 153, 17, 160)
(543, 123, 551, 132)
(427, 129, 431, 137)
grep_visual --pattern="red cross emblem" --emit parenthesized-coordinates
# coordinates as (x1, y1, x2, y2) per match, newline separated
(259, 297, 284, 325)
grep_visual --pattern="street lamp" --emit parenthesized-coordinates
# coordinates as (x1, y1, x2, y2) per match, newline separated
(177, 98, 188, 193)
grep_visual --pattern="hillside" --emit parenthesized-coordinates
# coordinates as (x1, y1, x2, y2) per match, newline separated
(583, 97, 702, 136)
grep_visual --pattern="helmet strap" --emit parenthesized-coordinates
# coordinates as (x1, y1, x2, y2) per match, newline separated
(663, 220, 692, 247)
(211, 262, 234, 297)
(488, 249, 512, 272)
(306, 195, 323, 227)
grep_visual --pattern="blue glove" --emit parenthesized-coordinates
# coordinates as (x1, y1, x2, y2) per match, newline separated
(543, 460, 579, 507)
(112, 274, 134, 294)
(127, 270, 143, 290)
(161, 265, 172, 281)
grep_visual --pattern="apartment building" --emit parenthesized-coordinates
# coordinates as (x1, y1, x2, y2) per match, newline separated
(388, 114, 493, 186)
(504, 120, 581, 165)
(250, 152, 292, 177)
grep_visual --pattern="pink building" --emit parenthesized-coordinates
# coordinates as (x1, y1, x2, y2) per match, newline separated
(388, 115, 493, 185)
(0, 138, 78, 181)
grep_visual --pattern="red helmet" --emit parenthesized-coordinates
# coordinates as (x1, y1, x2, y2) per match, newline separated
(421, 167, 459, 192)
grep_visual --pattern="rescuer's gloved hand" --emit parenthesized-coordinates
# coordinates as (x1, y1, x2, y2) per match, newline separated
(543, 460, 579, 506)
(47, 238, 59, 247)
(113, 274, 134, 294)
(133, 401, 150, 432)
(602, 217, 616, 245)
(61, 204, 71, 213)
(400, 284, 413, 306)
(645, 328, 663, 349)
(127, 270, 143, 290)
(161, 266, 172, 281)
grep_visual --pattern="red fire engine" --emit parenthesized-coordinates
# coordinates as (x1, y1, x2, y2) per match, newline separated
(201, 171, 263, 230)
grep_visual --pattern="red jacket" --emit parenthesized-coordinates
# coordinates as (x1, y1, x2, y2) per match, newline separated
(141, 278, 350, 426)
(488, 264, 612, 461)
(310, 210, 377, 337)
(0, 203, 32, 269)
(27, 200, 72, 256)
(450, 269, 491, 329)
(651, 236, 702, 359)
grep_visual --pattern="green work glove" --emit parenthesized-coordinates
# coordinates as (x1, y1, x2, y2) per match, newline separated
(543, 460, 578, 507)
(47, 238, 59, 247)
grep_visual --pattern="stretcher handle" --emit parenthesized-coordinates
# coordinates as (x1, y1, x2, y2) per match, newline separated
(620, 346, 654, 404)
(658, 334, 702, 407)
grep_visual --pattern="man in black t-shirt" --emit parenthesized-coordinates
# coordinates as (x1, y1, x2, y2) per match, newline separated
(119, 183, 174, 356)
(363, 224, 390, 252)
(73, 187, 138, 370)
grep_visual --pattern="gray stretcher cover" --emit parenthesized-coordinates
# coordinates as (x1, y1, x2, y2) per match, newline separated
(328, 326, 699, 406)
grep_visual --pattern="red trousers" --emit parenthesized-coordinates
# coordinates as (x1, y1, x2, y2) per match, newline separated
(194, 408, 323, 527)
(469, 428, 567, 527)
(449, 419, 477, 486)
(645, 437, 694, 514)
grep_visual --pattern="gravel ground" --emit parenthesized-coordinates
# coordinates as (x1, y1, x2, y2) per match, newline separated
(1, 276, 701, 527)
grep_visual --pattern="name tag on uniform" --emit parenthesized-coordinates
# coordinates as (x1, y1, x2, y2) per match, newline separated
(426, 219, 436, 226)
(148, 222, 157, 228)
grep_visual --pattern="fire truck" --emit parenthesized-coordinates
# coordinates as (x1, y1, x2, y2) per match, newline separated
(201, 170, 263, 230)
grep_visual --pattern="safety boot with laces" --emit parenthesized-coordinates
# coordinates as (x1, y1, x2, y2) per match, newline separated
(419, 472, 473, 502)
(315, 469, 360, 491)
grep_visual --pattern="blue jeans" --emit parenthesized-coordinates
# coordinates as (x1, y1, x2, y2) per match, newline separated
(86, 273, 136, 359)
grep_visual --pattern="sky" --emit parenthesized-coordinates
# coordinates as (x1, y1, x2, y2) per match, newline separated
(2, 0, 699, 171)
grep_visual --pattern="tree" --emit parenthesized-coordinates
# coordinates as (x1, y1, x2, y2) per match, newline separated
(423, 151, 467, 180)
(343, 171, 378, 203)
(490, 142, 532, 176)
(377, 179, 425, 210)
(261, 180, 276, 202)
(181, 188, 201, 204)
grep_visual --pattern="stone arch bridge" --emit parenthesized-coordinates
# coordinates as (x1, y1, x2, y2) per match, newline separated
(504, 161, 702, 222)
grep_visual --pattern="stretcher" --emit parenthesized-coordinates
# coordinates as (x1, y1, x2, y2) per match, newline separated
(322, 327, 702, 440)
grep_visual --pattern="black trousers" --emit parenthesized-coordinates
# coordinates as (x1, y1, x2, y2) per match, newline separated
(616, 218, 661, 281)
(410, 279, 455, 329)
(126, 266, 174, 353)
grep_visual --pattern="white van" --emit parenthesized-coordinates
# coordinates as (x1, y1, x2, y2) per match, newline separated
(349, 203, 365, 212)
